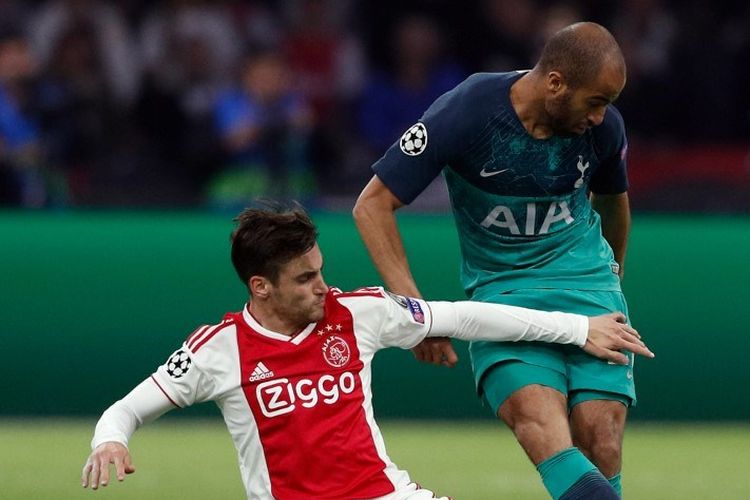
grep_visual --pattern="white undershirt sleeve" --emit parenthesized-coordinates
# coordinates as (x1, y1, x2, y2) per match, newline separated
(91, 378, 176, 450)
(426, 301, 588, 346)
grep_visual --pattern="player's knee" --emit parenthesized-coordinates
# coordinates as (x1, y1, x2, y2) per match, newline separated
(585, 434, 622, 476)
(500, 402, 569, 444)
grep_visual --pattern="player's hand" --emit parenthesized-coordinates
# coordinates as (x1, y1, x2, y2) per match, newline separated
(82, 441, 135, 490)
(584, 312, 654, 365)
(411, 337, 458, 367)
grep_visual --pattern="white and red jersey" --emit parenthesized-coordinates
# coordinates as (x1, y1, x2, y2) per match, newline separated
(150, 286, 435, 500)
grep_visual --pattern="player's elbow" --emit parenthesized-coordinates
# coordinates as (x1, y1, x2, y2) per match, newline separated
(352, 191, 384, 226)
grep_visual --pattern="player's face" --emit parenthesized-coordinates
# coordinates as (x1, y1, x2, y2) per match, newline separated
(267, 244, 329, 327)
(546, 64, 625, 136)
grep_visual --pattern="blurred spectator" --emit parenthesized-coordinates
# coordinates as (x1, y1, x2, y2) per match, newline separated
(668, 1, 743, 141)
(136, 0, 240, 199)
(0, 31, 59, 207)
(209, 49, 315, 210)
(29, 0, 140, 105)
(281, 0, 366, 192)
(28, 0, 140, 203)
(611, 0, 678, 140)
(472, 0, 538, 71)
(0, 0, 742, 209)
(358, 15, 465, 155)
(533, 3, 582, 58)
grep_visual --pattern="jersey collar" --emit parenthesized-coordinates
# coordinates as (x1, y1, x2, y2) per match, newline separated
(241, 305, 317, 345)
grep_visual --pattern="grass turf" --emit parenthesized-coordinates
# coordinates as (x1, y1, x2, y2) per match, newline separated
(1, 419, 748, 499)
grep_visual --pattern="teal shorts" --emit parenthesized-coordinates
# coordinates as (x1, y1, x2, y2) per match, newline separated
(469, 288, 636, 414)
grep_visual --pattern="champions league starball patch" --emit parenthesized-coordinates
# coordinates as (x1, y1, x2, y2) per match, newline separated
(399, 123, 428, 156)
(166, 349, 191, 379)
(322, 336, 351, 368)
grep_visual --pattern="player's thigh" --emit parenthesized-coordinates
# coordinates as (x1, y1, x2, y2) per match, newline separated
(565, 290, 636, 408)
(468, 289, 571, 404)
(479, 358, 567, 418)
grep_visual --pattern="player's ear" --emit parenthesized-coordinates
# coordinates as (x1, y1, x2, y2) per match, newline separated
(547, 71, 565, 94)
(249, 275, 271, 299)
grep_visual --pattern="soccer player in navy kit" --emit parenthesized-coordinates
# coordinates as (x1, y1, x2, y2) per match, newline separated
(354, 23, 634, 499)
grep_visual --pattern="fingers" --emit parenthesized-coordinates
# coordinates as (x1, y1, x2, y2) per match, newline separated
(583, 340, 629, 365)
(619, 336, 655, 358)
(81, 460, 92, 488)
(114, 455, 126, 481)
(610, 311, 627, 324)
(412, 339, 458, 366)
(99, 454, 111, 487)
(124, 454, 136, 475)
(441, 345, 459, 368)
(83, 443, 133, 489)
(607, 350, 630, 365)
(411, 344, 428, 362)
(90, 459, 101, 490)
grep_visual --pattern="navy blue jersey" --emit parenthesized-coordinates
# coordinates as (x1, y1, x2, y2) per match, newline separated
(373, 72, 629, 297)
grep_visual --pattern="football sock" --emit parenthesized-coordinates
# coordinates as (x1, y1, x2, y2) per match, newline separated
(607, 473, 622, 496)
(537, 447, 619, 499)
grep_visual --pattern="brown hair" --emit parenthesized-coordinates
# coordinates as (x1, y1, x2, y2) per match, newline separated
(230, 202, 318, 286)
(537, 22, 625, 88)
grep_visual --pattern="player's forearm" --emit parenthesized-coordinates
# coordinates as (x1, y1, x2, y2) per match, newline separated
(427, 301, 588, 346)
(592, 192, 630, 274)
(91, 378, 174, 449)
(353, 179, 421, 296)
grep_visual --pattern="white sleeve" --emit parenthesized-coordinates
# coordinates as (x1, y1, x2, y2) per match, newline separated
(426, 301, 588, 346)
(376, 293, 433, 349)
(91, 378, 175, 450)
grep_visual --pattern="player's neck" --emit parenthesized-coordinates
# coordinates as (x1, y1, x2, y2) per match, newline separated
(510, 71, 555, 140)
(247, 302, 304, 337)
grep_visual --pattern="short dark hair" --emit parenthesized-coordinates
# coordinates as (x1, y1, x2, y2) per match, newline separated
(537, 22, 624, 88)
(230, 202, 318, 286)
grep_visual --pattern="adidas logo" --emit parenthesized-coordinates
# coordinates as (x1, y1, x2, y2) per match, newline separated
(249, 362, 274, 382)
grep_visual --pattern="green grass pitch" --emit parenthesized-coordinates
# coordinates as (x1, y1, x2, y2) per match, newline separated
(2, 419, 748, 499)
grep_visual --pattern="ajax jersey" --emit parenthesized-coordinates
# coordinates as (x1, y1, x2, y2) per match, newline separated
(150, 287, 434, 500)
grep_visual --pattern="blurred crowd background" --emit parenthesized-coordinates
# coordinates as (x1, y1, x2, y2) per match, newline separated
(0, 0, 748, 211)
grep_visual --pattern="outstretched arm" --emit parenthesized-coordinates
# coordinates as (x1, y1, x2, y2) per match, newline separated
(81, 379, 175, 490)
(426, 301, 653, 364)
(354, 176, 458, 367)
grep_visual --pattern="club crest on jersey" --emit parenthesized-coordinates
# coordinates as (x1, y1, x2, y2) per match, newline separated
(406, 297, 425, 324)
(574, 155, 590, 189)
(399, 123, 428, 156)
(166, 349, 191, 379)
(385, 291, 409, 308)
(322, 336, 351, 367)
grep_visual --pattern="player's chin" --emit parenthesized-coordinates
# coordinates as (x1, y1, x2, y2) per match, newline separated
(309, 306, 325, 323)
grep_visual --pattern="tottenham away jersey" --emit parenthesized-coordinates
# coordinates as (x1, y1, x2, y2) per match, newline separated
(373, 72, 629, 298)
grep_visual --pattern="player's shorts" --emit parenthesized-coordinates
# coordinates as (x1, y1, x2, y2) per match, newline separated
(468, 288, 636, 414)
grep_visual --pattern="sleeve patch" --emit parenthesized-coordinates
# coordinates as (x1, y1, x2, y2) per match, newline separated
(399, 122, 428, 156)
(165, 349, 192, 379)
(406, 297, 425, 324)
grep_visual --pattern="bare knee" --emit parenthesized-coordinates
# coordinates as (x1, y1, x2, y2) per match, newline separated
(499, 385, 571, 465)
(570, 401, 626, 477)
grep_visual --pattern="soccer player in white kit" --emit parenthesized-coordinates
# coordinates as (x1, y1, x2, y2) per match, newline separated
(81, 205, 653, 500)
